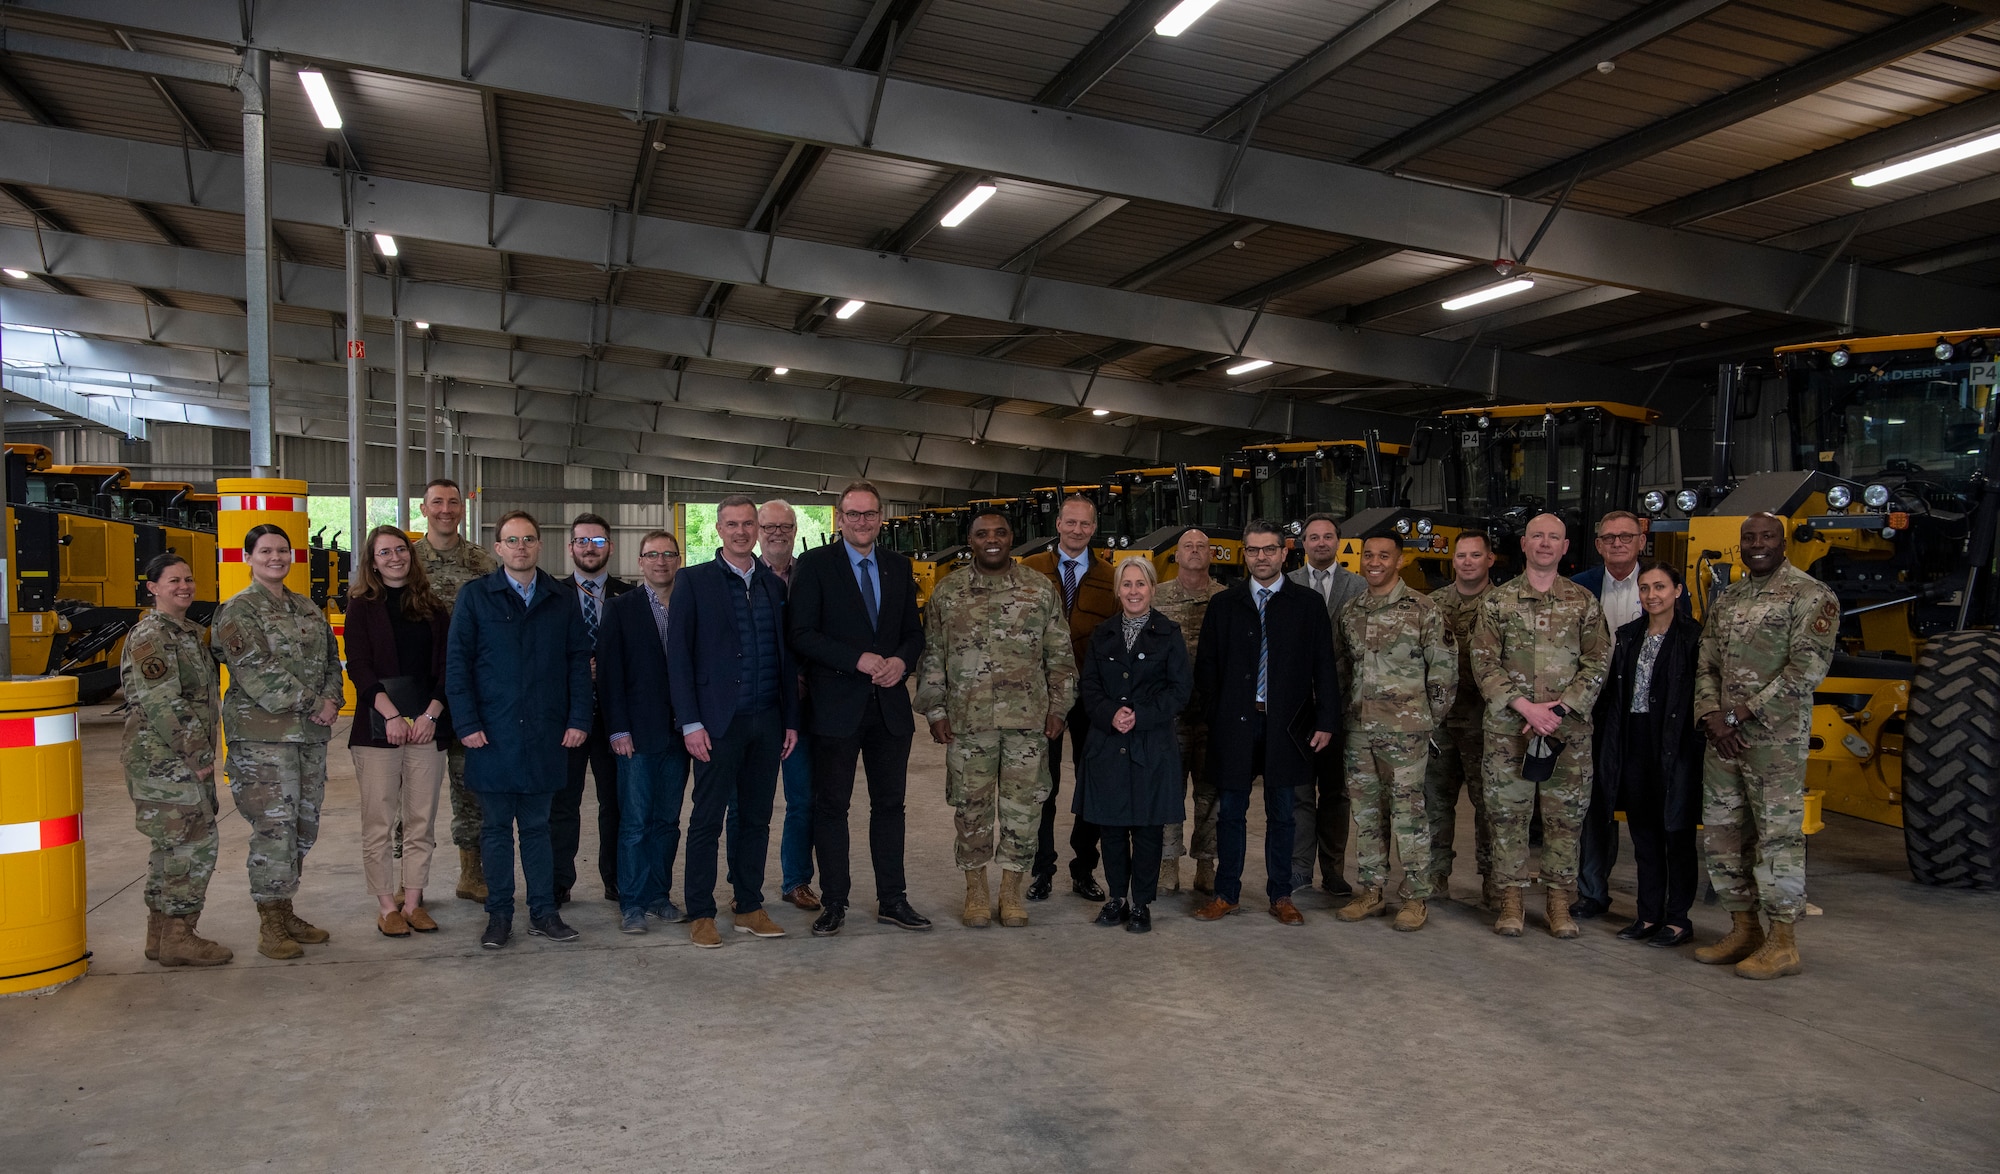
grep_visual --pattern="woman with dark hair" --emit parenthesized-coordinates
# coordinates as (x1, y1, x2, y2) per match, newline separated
(345, 524, 453, 936)
(1593, 561, 1705, 947)
(212, 523, 344, 960)
(1075, 556, 1191, 934)
(120, 553, 232, 966)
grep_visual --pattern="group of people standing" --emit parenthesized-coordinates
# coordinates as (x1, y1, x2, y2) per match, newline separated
(118, 476, 1836, 981)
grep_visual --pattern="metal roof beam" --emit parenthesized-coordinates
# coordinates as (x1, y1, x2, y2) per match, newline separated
(1424, 285, 1642, 342)
(30, 0, 2000, 331)
(1204, 0, 1446, 141)
(1761, 171, 2000, 252)
(1035, 0, 1181, 109)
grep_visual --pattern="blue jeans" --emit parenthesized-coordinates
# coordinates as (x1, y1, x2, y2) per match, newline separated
(724, 743, 813, 893)
(616, 749, 691, 916)
(686, 707, 783, 921)
(1216, 784, 1297, 905)
(479, 790, 556, 921)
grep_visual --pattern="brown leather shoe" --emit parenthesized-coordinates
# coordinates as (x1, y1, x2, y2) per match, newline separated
(783, 884, 822, 911)
(403, 905, 439, 933)
(1190, 896, 1240, 921)
(732, 907, 787, 938)
(689, 918, 723, 948)
(377, 909, 412, 937)
(1268, 898, 1305, 926)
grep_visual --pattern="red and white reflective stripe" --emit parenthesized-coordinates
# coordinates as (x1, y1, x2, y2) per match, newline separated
(0, 713, 78, 748)
(0, 813, 81, 855)
(219, 548, 309, 563)
(218, 495, 300, 512)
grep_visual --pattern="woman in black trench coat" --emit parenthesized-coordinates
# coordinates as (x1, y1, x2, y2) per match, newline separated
(1593, 562, 1706, 947)
(1076, 556, 1192, 934)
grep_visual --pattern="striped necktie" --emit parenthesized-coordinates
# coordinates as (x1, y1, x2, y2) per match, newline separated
(1256, 586, 1271, 703)
(581, 579, 601, 647)
(1062, 557, 1080, 613)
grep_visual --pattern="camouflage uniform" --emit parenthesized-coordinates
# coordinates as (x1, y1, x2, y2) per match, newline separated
(1694, 561, 1837, 924)
(1335, 580, 1457, 900)
(914, 562, 1077, 871)
(213, 584, 343, 903)
(120, 611, 222, 917)
(1152, 574, 1225, 862)
(417, 533, 497, 852)
(1470, 577, 1609, 889)
(1424, 582, 1496, 890)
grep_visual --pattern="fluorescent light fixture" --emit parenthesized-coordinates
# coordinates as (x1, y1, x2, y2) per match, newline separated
(1853, 129, 2000, 187)
(1091, 408, 1110, 416)
(373, 233, 398, 257)
(1441, 277, 1535, 311)
(772, 367, 789, 375)
(834, 299, 865, 320)
(1155, 0, 1223, 37)
(298, 70, 342, 129)
(1225, 358, 1273, 375)
(2, 268, 28, 279)
(939, 183, 997, 228)
(413, 321, 429, 330)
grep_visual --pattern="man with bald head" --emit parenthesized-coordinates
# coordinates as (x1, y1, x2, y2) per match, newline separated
(1470, 512, 1609, 940)
(1150, 528, 1226, 893)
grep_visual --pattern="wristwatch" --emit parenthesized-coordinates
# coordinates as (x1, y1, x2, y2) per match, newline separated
(1723, 710, 1741, 728)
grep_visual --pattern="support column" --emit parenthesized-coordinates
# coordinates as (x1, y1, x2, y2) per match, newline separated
(241, 48, 277, 478)
(1, 321, 11, 678)
(423, 373, 436, 488)
(345, 227, 364, 557)
(394, 315, 408, 528)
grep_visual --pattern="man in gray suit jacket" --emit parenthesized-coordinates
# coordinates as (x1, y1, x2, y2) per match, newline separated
(1287, 512, 1367, 896)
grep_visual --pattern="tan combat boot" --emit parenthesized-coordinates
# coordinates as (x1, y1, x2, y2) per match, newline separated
(457, 847, 488, 902)
(1393, 899, 1428, 932)
(1694, 910, 1765, 965)
(145, 908, 165, 961)
(1335, 887, 1386, 922)
(158, 913, 233, 966)
(962, 868, 993, 928)
(1545, 884, 1581, 940)
(1493, 886, 1524, 937)
(1159, 858, 1181, 893)
(256, 902, 304, 960)
(1735, 919, 1801, 980)
(274, 898, 331, 944)
(998, 870, 1030, 927)
(1193, 859, 1216, 895)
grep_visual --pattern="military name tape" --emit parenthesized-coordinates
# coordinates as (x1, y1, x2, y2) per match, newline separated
(219, 549, 310, 563)
(0, 713, 78, 748)
(0, 814, 81, 855)
(218, 495, 300, 511)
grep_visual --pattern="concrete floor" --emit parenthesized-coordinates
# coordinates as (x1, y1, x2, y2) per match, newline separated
(4, 706, 1996, 1173)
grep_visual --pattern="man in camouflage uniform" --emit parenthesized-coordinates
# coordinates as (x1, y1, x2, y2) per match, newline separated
(1152, 527, 1225, 894)
(416, 477, 499, 901)
(120, 556, 231, 966)
(914, 508, 1076, 929)
(1425, 530, 1499, 906)
(1470, 513, 1609, 939)
(1692, 512, 1838, 980)
(1334, 533, 1458, 931)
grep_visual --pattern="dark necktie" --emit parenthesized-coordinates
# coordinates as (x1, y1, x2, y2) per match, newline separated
(858, 558, 879, 629)
(1256, 586, 1271, 702)
(581, 579, 600, 648)
(1062, 558, 1079, 614)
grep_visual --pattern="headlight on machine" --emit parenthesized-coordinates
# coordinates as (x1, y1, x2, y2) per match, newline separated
(1674, 489, 1700, 513)
(1287, 519, 1303, 536)
(1863, 483, 1891, 509)
(1825, 485, 1852, 510)
(1394, 518, 1412, 536)
(1641, 490, 1666, 514)
(1415, 518, 1434, 537)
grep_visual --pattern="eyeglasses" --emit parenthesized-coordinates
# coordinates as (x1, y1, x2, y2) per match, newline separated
(373, 546, 409, 560)
(758, 523, 797, 534)
(570, 536, 608, 549)
(637, 549, 681, 561)
(1598, 532, 1642, 543)
(839, 509, 881, 522)
(499, 535, 540, 548)
(1242, 544, 1282, 556)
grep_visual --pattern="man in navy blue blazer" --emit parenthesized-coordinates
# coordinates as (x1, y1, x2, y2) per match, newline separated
(667, 494, 801, 949)
(599, 528, 690, 934)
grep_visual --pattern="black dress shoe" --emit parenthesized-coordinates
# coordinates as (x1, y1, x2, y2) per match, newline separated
(480, 914, 511, 950)
(604, 886, 620, 902)
(1094, 898, 1130, 926)
(811, 905, 846, 937)
(1072, 875, 1109, 901)
(554, 887, 572, 907)
(1026, 874, 1053, 901)
(1126, 904, 1152, 933)
(876, 898, 933, 931)
(1322, 879, 1355, 898)
(1617, 919, 1661, 942)
(528, 913, 580, 943)
(1569, 897, 1609, 920)
(1647, 924, 1694, 948)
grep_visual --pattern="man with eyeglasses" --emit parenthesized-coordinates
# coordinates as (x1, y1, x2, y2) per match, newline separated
(600, 529, 690, 932)
(415, 478, 499, 903)
(447, 511, 593, 949)
(787, 481, 930, 936)
(1570, 510, 1687, 919)
(551, 513, 633, 906)
(754, 499, 818, 912)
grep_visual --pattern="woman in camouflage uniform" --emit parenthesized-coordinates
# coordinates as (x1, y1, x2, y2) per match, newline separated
(121, 553, 232, 966)
(213, 524, 344, 960)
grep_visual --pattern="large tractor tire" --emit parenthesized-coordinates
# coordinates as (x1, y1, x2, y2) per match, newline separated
(1902, 629, 2000, 888)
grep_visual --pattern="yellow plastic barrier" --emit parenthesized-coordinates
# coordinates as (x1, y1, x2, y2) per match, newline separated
(215, 478, 310, 599)
(0, 675, 87, 997)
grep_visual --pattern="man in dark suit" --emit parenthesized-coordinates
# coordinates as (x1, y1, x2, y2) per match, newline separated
(787, 480, 930, 937)
(1018, 494, 1117, 902)
(446, 510, 593, 950)
(1287, 511, 1366, 897)
(667, 494, 801, 949)
(1192, 519, 1341, 926)
(599, 528, 690, 934)
(550, 512, 634, 905)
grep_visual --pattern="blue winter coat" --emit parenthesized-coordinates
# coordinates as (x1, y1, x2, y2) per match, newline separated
(445, 568, 594, 794)
(1074, 610, 1192, 827)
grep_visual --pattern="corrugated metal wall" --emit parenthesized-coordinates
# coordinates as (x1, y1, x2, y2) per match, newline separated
(477, 458, 669, 578)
